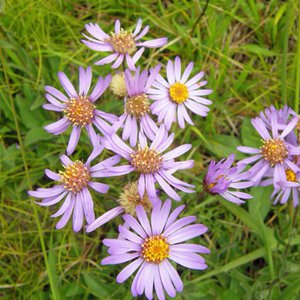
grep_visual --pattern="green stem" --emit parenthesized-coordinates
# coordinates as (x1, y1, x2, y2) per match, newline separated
(282, 2, 290, 105)
(0, 49, 60, 300)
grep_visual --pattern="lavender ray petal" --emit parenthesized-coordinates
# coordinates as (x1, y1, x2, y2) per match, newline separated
(136, 205, 152, 236)
(57, 72, 78, 98)
(116, 257, 144, 284)
(56, 195, 75, 229)
(67, 126, 81, 156)
(86, 206, 124, 232)
(170, 243, 210, 254)
(123, 214, 147, 239)
(72, 194, 83, 232)
(167, 224, 208, 244)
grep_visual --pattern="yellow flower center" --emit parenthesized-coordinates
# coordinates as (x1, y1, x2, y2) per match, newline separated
(109, 30, 136, 55)
(64, 96, 95, 127)
(59, 161, 90, 193)
(110, 72, 127, 98)
(125, 94, 149, 118)
(169, 82, 189, 104)
(141, 235, 169, 263)
(260, 138, 288, 166)
(131, 146, 162, 174)
(286, 169, 297, 182)
(117, 182, 152, 216)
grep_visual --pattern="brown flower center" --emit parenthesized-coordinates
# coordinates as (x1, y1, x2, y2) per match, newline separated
(141, 235, 169, 263)
(60, 161, 90, 193)
(261, 138, 288, 166)
(64, 96, 95, 127)
(117, 182, 152, 216)
(125, 94, 149, 118)
(131, 146, 162, 174)
(109, 30, 136, 54)
(169, 82, 189, 104)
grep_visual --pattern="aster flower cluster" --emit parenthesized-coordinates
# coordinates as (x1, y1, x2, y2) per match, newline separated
(28, 16, 297, 300)
(203, 105, 300, 208)
(28, 18, 214, 300)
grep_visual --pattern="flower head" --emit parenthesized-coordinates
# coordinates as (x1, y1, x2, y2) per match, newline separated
(102, 125, 195, 201)
(237, 110, 300, 186)
(101, 200, 209, 300)
(203, 154, 253, 204)
(148, 56, 213, 130)
(112, 65, 161, 146)
(43, 66, 118, 155)
(28, 143, 121, 232)
(86, 182, 153, 232)
(110, 72, 128, 98)
(260, 168, 300, 207)
(271, 168, 300, 207)
(81, 19, 167, 70)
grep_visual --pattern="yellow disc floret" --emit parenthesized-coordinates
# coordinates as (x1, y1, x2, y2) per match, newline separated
(125, 94, 149, 118)
(110, 72, 128, 98)
(118, 182, 152, 216)
(286, 169, 297, 182)
(60, 161, 90, 193)
(141, 235, 169, 263)
(260, 138, 288, 166)
(109, 30, 136, 55)
(169, 82, 189, 104)
(64, 96, 95, 127)
(131, 146, 162, 174)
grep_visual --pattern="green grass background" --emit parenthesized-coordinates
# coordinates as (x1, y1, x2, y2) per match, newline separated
(1, 0, 300, 299)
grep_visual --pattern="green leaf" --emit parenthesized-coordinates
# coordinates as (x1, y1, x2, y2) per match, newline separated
(241, 44, 277, 57)
(206, 135, 243, 159)
(241, 117, 261, 148)
(82, 272, 110, 298)
(25, 128, 52, 146)
(249, 186, 272, 221)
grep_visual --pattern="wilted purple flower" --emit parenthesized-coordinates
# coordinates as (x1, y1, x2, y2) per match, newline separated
(101, 200, 209, 300)
(28, 143, 120, 232)
(102, 125, 195, 201)
(259, 105, 297, 130)
(113, 65, 161, 146)
(237, 114, 300, 186)
(86, 182, 153, 231)
(148, 56, 212, 130)
(81, 19, 167, 70)
(44, 66, 117, 155)
(203, 154, 253, 204)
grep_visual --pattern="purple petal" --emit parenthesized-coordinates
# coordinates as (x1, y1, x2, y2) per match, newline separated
(136, 205, 152, 236)
(44, 86, 68, 102)
(101, 253, 140, 265)
(116, 258, 144, 283)
(94, 53, 118, 66)
(73, 194, 83, 232)
(123, 214, 147, 239)
(67, 126, 81, 156)
(167, 224, 208, 244)
(80, 188, 95, 224)
(56, 196, 75, 229)
(57, 72, 78, 98)
(86, 206, 124, 232)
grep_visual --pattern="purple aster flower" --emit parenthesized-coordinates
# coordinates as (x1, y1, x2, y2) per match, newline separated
(81, 19, 168, 70)
(148, 56, 213, 130)
(237, 114, 300, 186)
(112, 65, 161, 146)
(102, 125, 195, 201)
(101, 200, 209, 300)
(86, 181, 154, 231)
(260, 167, 300, 207)
(272, 171, 300, 207)
(44, 66, 117, 155)
(28, 143, 121, 232)
(203, 154, 253, 204)
(259, 105, 297, 130)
